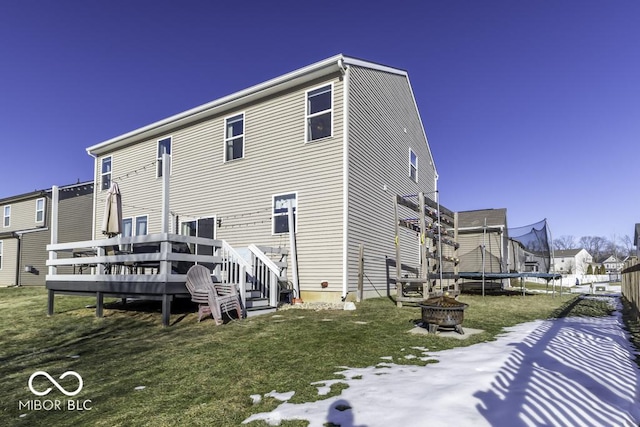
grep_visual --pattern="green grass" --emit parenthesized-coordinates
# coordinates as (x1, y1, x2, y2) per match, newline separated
(0, 286, 625, 426)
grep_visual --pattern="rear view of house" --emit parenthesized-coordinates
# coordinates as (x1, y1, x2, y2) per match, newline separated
(0, 182, 94, 287)
(84, 54, 438, 303)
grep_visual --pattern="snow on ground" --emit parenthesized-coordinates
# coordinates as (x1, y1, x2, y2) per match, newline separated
(244, 295, 640, 427)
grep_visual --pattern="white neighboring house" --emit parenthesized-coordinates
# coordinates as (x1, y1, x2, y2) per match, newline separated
(553, 249, 593, 275)
(602, 255, 624, 275)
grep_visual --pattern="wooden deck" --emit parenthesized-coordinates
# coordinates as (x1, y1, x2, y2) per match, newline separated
(46, 233, 248, 326)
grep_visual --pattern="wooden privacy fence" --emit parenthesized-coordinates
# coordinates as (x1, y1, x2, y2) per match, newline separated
(622, 256, 640, 321)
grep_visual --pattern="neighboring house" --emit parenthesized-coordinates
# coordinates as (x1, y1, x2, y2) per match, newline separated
(456, 208, 509, 274)
(635, 224, 640, 257)
(0, 181, 94, 287)
(85, 54, 438, 302)
(553, 249, 593, 275)
(602, 255, 624, 274)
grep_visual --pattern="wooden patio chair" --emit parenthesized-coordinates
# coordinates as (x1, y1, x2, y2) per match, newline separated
(185, 265, 243, 325)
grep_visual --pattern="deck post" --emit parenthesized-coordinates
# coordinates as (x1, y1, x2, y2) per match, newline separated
(96, 292, 103, 318)
(47, 289, 54, 316)
(162, 294, 171, 327)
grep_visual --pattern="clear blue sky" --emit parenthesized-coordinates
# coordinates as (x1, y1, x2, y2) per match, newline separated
(1, 1, 638, 242)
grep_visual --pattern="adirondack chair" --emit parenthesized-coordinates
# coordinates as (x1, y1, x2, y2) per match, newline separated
(185, 265, 242, 325)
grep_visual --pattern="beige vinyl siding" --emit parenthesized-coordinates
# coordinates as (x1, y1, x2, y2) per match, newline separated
(1, 195, 48, 232)
(346, 66, 437, 296)
(20, 230, 50, 286)
(456, 233, 503, 273)
(95, 74, 345, 294)
(0, 238, 17, 287)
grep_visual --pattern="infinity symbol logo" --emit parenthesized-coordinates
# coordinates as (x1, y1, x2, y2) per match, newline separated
(28, 371, 83, 397)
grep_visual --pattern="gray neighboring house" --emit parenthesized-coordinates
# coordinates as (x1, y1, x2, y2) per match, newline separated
(85, 54, 439, 302)
(0, 181, 94, 287)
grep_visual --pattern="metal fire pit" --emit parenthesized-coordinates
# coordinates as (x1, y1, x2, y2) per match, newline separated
(419, 295, 468, 335)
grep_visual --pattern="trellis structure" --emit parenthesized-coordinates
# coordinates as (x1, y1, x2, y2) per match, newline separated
(392, 192, 460, 307)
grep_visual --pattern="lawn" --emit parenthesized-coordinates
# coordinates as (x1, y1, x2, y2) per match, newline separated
(0, 286, 626, 427)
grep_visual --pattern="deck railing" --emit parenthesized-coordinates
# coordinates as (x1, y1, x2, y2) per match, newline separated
(248, 244, 289, 307)
(46, 233, 238, 287)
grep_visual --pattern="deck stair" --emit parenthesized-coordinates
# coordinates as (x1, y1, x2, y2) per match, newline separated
(246, 244, 290, 313)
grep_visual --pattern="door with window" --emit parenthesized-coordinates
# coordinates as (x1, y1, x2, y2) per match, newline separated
(180, 217, 215, 270)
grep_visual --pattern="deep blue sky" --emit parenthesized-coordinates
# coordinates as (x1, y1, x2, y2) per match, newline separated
(1, 1, 638, 242)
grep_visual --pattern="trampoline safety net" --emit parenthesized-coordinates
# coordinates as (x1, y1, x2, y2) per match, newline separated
(508, 219, 552, 274)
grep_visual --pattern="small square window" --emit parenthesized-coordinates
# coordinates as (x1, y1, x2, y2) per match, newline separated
(225, 114, 244, 161)
(306, 85, 332, 142)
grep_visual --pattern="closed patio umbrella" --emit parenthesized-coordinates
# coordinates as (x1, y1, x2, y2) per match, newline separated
(102, 182, 122, 237)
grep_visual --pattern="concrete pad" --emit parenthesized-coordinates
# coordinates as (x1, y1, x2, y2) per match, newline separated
(408, 325, 484, 340)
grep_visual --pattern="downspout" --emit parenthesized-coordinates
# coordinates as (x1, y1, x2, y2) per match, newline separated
(339, 57, 350, 300)
(14, 232, 21, 287)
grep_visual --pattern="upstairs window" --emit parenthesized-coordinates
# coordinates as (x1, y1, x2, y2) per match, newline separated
(273, 193, 297, 234)
(157, 137, 172, 177)
(306, 85, 332, 142)
(410, 149, 418, 182)
(35, 198, 45, 223)
(135, 216, 148, 236)
(101, 157, 112, 190)
(3, 206, 10, 227)
(224, 114, 244, 162)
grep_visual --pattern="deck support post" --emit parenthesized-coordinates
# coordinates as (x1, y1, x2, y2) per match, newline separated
(47, 289, 54, 316)
(162, 294, 171, 327)
(96, 292, 104, 318)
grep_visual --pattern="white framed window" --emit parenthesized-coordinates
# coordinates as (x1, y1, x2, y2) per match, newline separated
(180, 217, 215, 268)
(272, 193, 297, 234)
(35, 198, 45, 223)
(410, 149, 418, 182)
(157, 137, 172, 178)
(0, 240, 3, 270)
(122, 215, 148, 250)
(135, 216, 148, 236)
(3, 206, 10, 227)
(306, 84, 332, 142)
(101, 157, 112, 190)
(224, 113, 244, 162)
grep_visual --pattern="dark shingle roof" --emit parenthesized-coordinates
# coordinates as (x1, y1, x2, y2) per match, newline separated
(457, 208, 507, 229)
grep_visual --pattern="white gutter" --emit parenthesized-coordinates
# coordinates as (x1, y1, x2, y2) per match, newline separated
(340, 58, 350, 300)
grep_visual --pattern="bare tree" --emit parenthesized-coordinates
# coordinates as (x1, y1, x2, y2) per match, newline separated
(618, 235, 634, 257)
(579, 236, 607, 261)
(553, 235, 577, 250)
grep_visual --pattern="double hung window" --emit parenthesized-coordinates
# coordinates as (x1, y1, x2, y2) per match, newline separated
(306, 85, 332, 142)
(3, 206, 10, 227)
(101, 157, 112, 190)
(410, 149, 418, 182)
(224, 114, 244, 162)
(157, 137, 172, 177)
(272, 193, 297, 234)
(35, 198, 45, 223)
